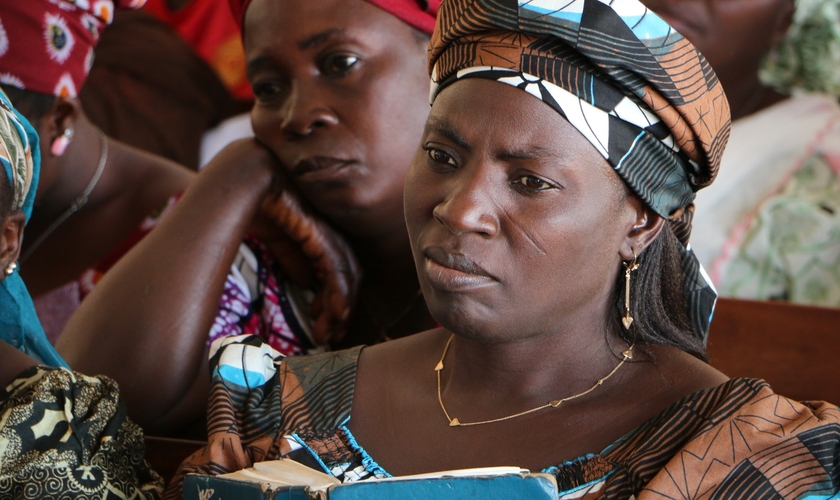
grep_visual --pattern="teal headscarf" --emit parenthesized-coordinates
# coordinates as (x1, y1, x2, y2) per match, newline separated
(0, 89, 68, 368)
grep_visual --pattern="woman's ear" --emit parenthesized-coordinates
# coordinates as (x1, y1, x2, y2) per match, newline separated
(0, 211, 25, 277)
(619, 202, 665, 262)
(39, 97, 81, 157)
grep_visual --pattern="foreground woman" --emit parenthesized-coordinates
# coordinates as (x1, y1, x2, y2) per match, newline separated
(0, 89, 162, 499)
(167, 0, 840, 497)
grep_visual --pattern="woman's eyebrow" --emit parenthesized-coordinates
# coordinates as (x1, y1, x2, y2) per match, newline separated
(425, 116, 470, 149)
(246, 56, 277, 80)
(496, 146, 558, 162)
(298, 28, 346, 50)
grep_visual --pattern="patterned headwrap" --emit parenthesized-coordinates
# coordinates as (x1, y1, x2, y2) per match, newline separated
(0, 0, 146, 98)
(0, 89, 67, 367)
(429, 0, 731, 342)
(228, 0, 440, 35)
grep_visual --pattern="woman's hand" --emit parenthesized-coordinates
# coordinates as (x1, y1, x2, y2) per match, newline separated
(259, 187, 361, 345)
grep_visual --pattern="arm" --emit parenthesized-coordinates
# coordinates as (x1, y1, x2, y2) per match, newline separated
(0, 340, 39, 388)
(57, 139, 276, 433)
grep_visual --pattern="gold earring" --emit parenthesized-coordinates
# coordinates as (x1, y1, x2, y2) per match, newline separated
(4, 262, 17, 276)
(622, 250, 639, 330)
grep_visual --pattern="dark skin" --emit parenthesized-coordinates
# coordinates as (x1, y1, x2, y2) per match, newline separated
(20, 99, 194, 296)
(348, 80, 727, 474)
(640, 0, 795, 120)
(245, 0, 437, 345)
(58, 0, 439, 432)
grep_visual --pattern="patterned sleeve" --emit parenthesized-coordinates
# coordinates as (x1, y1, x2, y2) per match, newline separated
(642, 381, 840, 498)
(164, 335, 287, 500)
(0, 366, 163, 499)
(208, 235, 320, 357)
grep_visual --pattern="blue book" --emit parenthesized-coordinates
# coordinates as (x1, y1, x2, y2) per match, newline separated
(183, 459, 557, 500)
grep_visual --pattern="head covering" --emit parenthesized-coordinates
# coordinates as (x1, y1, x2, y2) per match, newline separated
(0, 88, 67, 367)
(429, 0, 731, 342)
(0, 0, 146, 98)
(228, 0, 440, 35)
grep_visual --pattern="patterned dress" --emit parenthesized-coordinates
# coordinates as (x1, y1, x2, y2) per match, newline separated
(166, 335, 840, 499)
(0, 367, 164, 499)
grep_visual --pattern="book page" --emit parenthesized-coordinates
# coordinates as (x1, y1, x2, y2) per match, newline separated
(218, 459, 340, 492)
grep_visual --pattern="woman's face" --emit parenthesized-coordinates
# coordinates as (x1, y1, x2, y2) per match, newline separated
(405, 79, 642, 342)
(639, 0, 794, 86)
(244, 0, 430, 232)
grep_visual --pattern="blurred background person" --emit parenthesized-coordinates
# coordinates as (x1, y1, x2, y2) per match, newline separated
(641, 0, 840, 305)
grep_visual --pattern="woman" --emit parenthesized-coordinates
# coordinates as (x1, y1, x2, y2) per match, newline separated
(0, 0, 195, 340)
(57, 0, 441, 433)
(0, 88, 162, 499)
(641, 0, 840, 305)
(167, 0, 840, 497)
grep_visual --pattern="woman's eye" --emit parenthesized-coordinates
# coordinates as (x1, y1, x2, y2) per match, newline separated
(513, 175, 554, 191)
(253, 81, 285, 102)
(321, 54, 359, 77)
(425, 147, 457, 167)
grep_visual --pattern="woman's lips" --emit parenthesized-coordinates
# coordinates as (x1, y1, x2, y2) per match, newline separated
(423, 247, 496, 291)
(292, 156, 355, 182)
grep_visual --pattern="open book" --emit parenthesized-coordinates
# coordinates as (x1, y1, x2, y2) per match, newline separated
(184, 458, 558, 500)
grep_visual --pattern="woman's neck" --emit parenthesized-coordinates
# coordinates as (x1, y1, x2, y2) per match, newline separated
(30, 116, 111, 224)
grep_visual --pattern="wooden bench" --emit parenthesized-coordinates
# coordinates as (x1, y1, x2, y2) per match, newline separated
(707, 298, 840, 403)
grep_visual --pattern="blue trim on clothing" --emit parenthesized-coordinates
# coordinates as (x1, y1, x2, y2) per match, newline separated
(338, 417, 392, 479)
(289, 433, 334, 475)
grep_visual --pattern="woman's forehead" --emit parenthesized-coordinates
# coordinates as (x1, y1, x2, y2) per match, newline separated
(243, 0, 397, 51)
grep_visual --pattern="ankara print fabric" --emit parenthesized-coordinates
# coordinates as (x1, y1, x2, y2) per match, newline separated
(0, 366, 163, 499)
(427, 0, 731, 341)
(0, 0, 146, 98)
(166, 334, 840, 500)
(207, 235, 319, 357)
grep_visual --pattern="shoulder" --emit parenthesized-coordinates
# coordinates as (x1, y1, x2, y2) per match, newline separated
(208, 335, 363, 432)
(613, 377, 840, 497)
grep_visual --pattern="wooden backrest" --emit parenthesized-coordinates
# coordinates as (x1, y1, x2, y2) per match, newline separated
(707, 298, 840, 404)
(144, 436, 205, 485)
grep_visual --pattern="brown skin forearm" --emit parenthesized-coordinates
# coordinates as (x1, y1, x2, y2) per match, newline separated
(0, 340, 39, 388)
(57, 139, 277, 433)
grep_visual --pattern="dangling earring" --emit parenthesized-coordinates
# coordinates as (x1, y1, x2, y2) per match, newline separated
(50, 128, 74, 156)
(4, 262, 17, 276)
(622, 249, 639, 330)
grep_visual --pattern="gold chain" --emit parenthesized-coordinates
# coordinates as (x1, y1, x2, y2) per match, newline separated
(435, 335, 634, 427)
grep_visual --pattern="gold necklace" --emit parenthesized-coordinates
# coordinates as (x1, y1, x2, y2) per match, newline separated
(435, 335, 634, 427)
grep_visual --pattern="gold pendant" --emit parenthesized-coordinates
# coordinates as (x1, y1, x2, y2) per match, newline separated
(622, 316, 633, 329)
(449, 418, 461, 427)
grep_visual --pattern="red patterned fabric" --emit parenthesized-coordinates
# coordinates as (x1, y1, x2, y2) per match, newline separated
(228, 0, 439, 35)
(0, 0, 146, 98)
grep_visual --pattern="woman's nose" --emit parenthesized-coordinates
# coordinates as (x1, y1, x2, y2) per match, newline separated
(432, 170, 499, 238)
(280, 82, 339, 137)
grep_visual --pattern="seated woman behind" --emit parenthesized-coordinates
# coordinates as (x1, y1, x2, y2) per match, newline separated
(56, 0, 441, 433)
(0, 88, 162, 499)
(0, 0, 194, 341)
(167, 0, 840, 497)
(642, 0, 840, 305)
